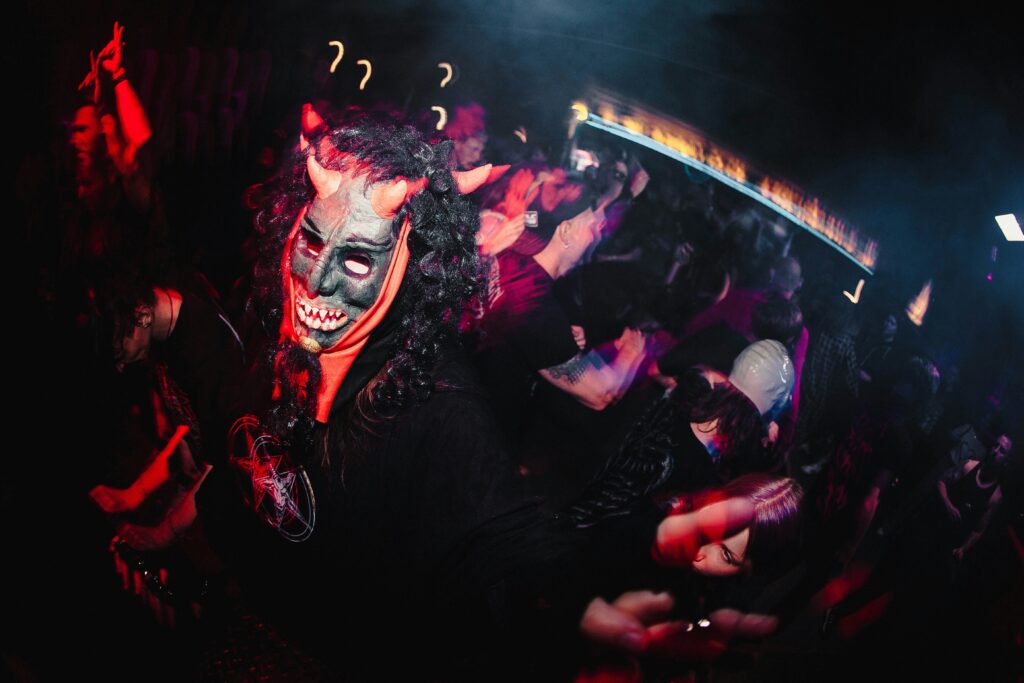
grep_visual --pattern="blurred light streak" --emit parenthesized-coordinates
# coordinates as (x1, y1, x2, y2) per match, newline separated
(357, 59, 372, 90)
(437, 62, 453, 87)
(513, 126, 527, 143)
(837, 593, 893, 640)
(328, 41, 344, 73)
(906, 279, 932, 326)
(431, 106, 447, 130)
(813, 563, 872, 609)
(995, 214, 1022, 241)
(581, 113, 875, 273)
(843, 278, 865, 303)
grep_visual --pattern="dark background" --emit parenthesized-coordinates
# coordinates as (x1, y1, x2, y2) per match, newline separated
(6, 2, 1022, 678)
(22, 0, 1021, 399)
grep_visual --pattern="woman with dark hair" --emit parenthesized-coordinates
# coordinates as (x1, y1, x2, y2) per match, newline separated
(580, 474, 803, 662)
(227, 108, 805, 679)
(657, 473, 804, 578)
(569, 341, 794, 530)
(228, 107, 715, 678)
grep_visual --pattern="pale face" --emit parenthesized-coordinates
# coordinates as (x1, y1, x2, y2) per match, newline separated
(554, 207, 606, 271)
(455, 135, 486, 169)
(690, 526, 750, 577)
(69, 105, 101, 159)
(70, 105, 105, 196)
(992, 435, 1012, 464)
(289, 175, 397, 349)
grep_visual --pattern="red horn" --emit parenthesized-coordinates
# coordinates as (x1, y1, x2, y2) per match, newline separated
(307, 155, 342, 199)
(301, 102, 326, 136)
(370, 179, 408, 219)
(452, 164, 495, 195)
(487, 164, 510, 183)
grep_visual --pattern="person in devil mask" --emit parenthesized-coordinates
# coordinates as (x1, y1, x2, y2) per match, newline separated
(227, 107, 591, 677)
(225, 108, 787, 680)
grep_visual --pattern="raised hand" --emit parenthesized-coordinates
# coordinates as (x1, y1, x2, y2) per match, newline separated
(77, 50, 101, 103)
(581, 590, 778, 661)
(97, 21, 125, 75)
(571, 325, 587, 350)
(614, 327, 646, 359)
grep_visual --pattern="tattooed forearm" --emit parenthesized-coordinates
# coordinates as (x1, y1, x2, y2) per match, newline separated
(545, 352, 604, 384)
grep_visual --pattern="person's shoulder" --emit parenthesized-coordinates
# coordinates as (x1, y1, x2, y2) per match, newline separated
(495, 249, 538, 274)
(429, 352, 490, 403)
(394, 353, 505, 449)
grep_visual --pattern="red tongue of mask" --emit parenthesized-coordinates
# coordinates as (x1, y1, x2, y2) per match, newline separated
(276, 132, 501, 423)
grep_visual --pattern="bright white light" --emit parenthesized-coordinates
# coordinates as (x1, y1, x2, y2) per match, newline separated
(995, 214, 1023, 241)
(437, 62, 453, 88)
(843, 278, 865, 304)
(431, 106, 447, 131)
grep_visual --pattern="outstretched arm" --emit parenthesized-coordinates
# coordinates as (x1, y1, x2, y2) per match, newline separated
(89, 425, 191, 513)
(653, 496, 756, 567)
(953, 485, 1002, 560)
(937, 459, 972, 522)
(539, 328, 646, 410)
(98, 21, 152, 170)
(116, 464, 212, 551)
(581, 589, 778, 660)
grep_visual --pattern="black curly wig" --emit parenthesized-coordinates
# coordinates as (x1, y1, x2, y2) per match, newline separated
(248, 108, 482, 461)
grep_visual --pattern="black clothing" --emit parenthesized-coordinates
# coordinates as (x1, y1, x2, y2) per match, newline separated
(159, 289, 246, 463)
(570, 390, 721, 528)
(658, 323, 749, 377)
(949, 459, 1003, 532)
(475, 252, 580, 440)
(235, 355, 642, 678)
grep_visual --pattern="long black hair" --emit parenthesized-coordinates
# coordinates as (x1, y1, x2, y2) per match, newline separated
(248, 108, 482, 460)
(679, 368, 770, 477)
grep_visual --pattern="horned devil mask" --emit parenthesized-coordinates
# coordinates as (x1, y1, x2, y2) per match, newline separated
(280, 106, 496, 422)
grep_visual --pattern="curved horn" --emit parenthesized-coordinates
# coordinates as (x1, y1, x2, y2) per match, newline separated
(370, 177, 430, 219)
(370, 179, 409, 219)
(307, 154, 342, 199)
(487, 164, 510, 183)
(452, 164, 494, 195)
(301, 102, 326, 135)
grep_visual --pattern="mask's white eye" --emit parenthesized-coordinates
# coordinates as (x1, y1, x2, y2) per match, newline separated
(343, 253, 371, 276)
(301, 231, 322, 256)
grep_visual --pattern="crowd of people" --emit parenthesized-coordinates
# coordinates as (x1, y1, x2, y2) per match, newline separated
(12, 22, 1021, 682)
